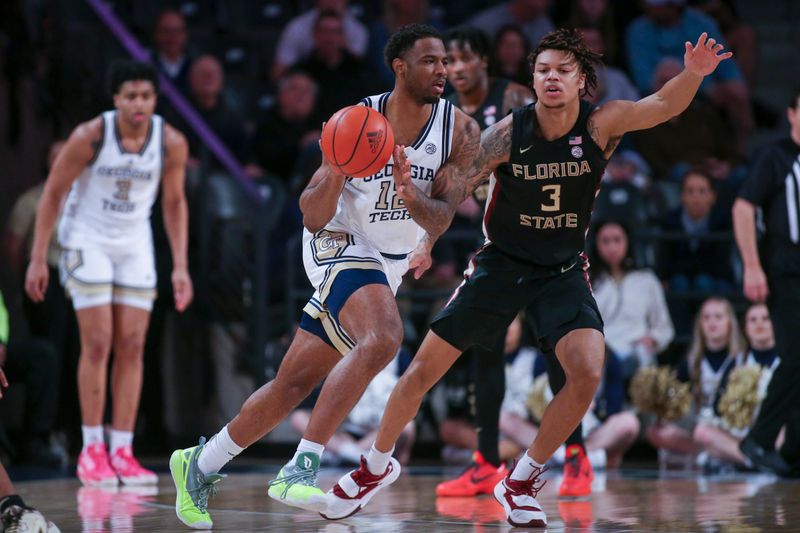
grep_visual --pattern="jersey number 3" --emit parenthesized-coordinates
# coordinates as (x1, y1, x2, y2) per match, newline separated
(375, 181, 405, 210)
(541, 184, 561, 212)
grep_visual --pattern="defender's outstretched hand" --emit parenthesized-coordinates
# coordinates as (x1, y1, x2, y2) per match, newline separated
(684, 32, 733, 77)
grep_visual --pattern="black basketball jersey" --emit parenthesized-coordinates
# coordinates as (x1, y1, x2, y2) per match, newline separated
(484, 100, 608, 266)
(447, 78, 510, 131)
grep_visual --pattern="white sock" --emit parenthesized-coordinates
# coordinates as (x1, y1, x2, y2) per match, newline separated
(510, 451, 544, 481)
(291, 438, 325, 464)
(198, 425, 245, 475)
(366, 444, 394, 475)
(109, 429, 133, 454)
(81, 425, 104, 449)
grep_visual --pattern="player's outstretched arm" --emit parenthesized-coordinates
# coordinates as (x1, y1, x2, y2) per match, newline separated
(589, 32, 733, 156)
(392, 111, 481, 239)
(161, 125, 193, 312)
(299, 147, 347, 233)
(25, 118, 100, 302)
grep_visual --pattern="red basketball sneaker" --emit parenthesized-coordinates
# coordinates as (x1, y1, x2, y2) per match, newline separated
(436, 451, 507, 497)
(320, 456, 401, 520)
(558, 444, 593, 497)
(493, 468, 548, 528)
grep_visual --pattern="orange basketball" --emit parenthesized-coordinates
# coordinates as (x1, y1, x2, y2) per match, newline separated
(320, 105, 395, 178)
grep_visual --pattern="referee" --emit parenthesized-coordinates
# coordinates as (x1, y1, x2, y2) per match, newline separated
(733, 87, 800, 475)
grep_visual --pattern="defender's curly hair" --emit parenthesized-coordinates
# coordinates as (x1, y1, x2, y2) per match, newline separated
(529, 28, 602, 97)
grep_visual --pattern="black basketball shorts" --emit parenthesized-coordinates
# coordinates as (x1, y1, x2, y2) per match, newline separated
(430, 245, 604, 354)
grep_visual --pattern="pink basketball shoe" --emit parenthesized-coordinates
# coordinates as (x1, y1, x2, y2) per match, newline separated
(110, 446, 158, 486)
(77, 444, 119, 487)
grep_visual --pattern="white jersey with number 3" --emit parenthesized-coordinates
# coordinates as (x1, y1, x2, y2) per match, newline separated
(58, 110, 163, 249)
(324, 92, 455, 256)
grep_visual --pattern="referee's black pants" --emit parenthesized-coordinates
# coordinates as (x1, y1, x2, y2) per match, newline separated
(748, 275, 800, 462)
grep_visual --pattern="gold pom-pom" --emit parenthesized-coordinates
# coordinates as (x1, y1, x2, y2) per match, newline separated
(629, 366, 691, 421)
(718, 365, 762, 430)
(525, 374, 551, 423)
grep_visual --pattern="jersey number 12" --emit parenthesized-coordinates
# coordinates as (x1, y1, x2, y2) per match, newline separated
(375, 181, 405, 211)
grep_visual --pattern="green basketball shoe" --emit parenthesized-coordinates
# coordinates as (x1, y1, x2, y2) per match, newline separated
(169, 437, 225, 529)
(267, 452, 327, 512)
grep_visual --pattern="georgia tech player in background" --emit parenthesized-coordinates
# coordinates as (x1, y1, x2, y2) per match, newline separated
(326, 29, 734, 527)
(169, 24, 481, 530)
(26, 60, 192, 487)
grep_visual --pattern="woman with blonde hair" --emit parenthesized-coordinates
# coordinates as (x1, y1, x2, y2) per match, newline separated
(693, 303, 781, 466)
(646, 297, 745, 456)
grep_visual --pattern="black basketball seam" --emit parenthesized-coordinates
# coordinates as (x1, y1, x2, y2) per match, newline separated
(337, 107, 370, 168)
(352, 113, 391, 177)
(330, 106, 352, 168)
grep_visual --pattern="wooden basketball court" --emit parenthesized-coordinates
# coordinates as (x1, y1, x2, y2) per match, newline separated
(10, 465, 800, 532)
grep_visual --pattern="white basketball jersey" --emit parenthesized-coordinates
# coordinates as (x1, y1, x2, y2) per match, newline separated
(324, 93, 455, 256)
(59, 111, 163, 249)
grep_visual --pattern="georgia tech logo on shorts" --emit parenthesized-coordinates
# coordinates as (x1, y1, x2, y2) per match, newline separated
(312, 230, 350, 261)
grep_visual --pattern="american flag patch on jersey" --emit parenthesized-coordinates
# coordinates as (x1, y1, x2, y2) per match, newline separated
(569, 135, 582, 145)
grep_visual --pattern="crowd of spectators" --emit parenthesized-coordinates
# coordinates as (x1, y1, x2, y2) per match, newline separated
(0, 0, 795, 469)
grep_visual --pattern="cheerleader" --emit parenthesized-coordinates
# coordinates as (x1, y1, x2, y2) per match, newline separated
(646, 297, 745, 455)
(693, 303, 780, 465)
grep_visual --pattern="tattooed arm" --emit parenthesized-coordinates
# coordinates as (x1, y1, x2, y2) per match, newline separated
(393, 109, 481, 239)
(407, 113, 514, 278)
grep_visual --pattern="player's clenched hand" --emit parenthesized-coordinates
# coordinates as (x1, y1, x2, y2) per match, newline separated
(408, 241, 433, 280)
(24, 259, 49, 303)
(172, 267, 194, 312)
(684, 32, 733, 77)
(392, 145, 416, 204)
(743, 265, 769, 303)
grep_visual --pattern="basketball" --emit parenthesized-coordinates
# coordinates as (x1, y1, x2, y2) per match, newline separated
(320, 105, 395, 178)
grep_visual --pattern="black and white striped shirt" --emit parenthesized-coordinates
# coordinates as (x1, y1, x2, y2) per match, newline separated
(738, 138, 800, 276)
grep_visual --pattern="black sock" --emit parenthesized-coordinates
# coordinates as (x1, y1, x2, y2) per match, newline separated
(474, 343, 505, 467)
(0, 494, 27, 513)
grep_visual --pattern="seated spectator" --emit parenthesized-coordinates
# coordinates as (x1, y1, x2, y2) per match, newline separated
(590, 220, 675, 379)
(151, 9, 193, 96)
(577, 27, 639, 106)
(631, 58, 744, 191)
(593, 151, 653, 225)
(468, 0, 554, 52)
(290, 351, 415, 466)
(646, 297, 745, 459)
(162, 55, 247, 169)
(271, 0, 369, 81)
(4, 141, 70, 340)
(657, 170, 735, 293)
(488, 25, 533, 87)
(0, 291, 61, 466)
(500, 320, 640, 469)
(693, 303, 781, 467)
(367, 0, 444, 89)
(625, 0, 753, 150)
(294, 10, 381, 122)
(246, 70, 321, 189)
